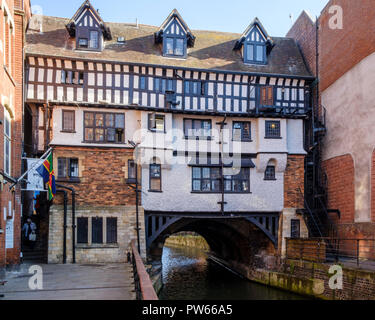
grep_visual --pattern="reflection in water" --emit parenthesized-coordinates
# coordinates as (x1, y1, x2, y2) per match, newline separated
(159, 245, 308, 300)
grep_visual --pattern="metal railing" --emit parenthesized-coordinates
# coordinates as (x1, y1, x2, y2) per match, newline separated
(131, 240, 158, 301)
(286, 238, 375, 270)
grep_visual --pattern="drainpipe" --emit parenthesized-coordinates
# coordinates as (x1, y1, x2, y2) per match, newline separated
(56, 189, 68, 264)
(135, 164, 141, 254)
(56, 183, 76, 264)
(217, 115, 227, 215)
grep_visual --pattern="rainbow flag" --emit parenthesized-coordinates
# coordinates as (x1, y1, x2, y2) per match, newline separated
(36, 152, 56, 201)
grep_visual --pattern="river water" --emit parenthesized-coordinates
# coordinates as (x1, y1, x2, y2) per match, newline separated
(159, 245, 307, 300)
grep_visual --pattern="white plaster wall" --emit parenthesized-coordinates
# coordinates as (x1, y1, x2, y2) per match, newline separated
(322, 52, 375, 222)
(287, 119, 306, 154)
(50, 107, 141, 148)
(142, 160, 284, 213)
(257, 118, 288, 153)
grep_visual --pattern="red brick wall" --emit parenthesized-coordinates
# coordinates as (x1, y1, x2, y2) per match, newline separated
(52, 146, 137, 207)
(322, 154, 355, 223)
(284, 155, 305, 208)
(286, 11, 317, 77)
(372, 150, 375, 222)
(319, 0, 375, 91)
(0, 0, 31, 268)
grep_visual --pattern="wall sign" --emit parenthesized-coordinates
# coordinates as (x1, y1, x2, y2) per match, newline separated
(5, 218, 14, 249)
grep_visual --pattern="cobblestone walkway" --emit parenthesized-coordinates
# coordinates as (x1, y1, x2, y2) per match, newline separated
(0, 262, 136, 300)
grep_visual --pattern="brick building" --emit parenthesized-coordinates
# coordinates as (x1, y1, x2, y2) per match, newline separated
(0, 0, 31, 273)
(24, 0, 312, 264)
(288, 0, 375, 239)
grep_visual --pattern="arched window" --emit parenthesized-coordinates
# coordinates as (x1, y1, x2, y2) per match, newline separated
(264, 160, 276, 181)
(149, 158, 162, 192)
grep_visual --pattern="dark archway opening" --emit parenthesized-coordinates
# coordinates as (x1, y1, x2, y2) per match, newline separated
(148, 217, 276, 274)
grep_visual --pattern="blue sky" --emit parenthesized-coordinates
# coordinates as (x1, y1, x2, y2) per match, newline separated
(31, 0, 328, 37)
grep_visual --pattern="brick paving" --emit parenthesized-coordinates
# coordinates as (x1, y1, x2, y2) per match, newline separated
(0, 262, 136, 300)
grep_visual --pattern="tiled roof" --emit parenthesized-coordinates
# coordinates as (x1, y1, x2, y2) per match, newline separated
(26, 15, 312, 78)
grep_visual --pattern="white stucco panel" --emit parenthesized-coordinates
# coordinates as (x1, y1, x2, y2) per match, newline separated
(256, 153, 287, 173)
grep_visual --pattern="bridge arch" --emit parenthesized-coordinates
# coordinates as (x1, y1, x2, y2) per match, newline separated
(145, 213, 279, 269)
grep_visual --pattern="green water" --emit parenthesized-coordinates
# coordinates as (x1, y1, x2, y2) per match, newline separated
(159, 245, 309, 300)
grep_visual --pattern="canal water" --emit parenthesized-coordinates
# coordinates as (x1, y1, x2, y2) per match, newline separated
(159, 245, 307, 300)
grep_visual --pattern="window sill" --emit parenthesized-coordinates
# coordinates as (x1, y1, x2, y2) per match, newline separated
(232, 139, 253, 143)
(76, 244, 119, 249)
(191, 191, 252, 194)
(57, 178, 81, 184)
(61, 130, 76, 134)
(264, 178, 277, 181)
(264, 136, 282, 140)
(0, 229, 3, 234)
(149, 129, 166, 134)
(148, 190, 163, 193)
(184, 136, 213, 141)
(82, 141, 126, 145)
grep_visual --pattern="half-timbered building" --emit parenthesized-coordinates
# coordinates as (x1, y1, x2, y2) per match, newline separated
(24, 0, 313, 264)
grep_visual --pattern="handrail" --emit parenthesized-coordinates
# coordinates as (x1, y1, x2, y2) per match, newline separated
(298, 187, 323, 238)
(131, 240, 158, 301)
(286, 237, 375, 269)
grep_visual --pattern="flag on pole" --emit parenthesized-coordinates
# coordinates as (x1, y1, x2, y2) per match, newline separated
(36, 152, 56, 201)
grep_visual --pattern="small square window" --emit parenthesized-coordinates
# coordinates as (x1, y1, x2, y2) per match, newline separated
(264, 165, 276, 180)
(78, 38, 88, 48)
(265, 121, 281, 138)
(62, 110, 75, 132)
(77, 217, 88, 244)
(148, 114, 165, 132)
(128, 160, 136, 180)
(106, 218, 117, 244)
(150, 163, 161, 191)
(58, 158, 79, 180)
(92, 217, 103, 244)
(140, 76, 146, 90)
(291, 219, 300, 239)
(233, 122, 251, 141)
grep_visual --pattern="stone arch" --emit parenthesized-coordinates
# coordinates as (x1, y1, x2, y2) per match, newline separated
(147, 217, 277, 271)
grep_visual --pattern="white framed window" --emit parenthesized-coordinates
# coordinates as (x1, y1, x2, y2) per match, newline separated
(4, 110, 11, 175)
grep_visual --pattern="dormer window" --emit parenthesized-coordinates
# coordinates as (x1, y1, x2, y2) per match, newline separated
(234, 17, 273, 66)
(66, 0, 112, 52)
(244, 28, 267, 64)
(155, 9, 195, 59)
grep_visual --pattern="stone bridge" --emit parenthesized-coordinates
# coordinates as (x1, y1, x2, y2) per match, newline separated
(145, 211, 280, 269)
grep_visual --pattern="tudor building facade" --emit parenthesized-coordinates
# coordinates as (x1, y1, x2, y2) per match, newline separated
(24, 0, 312, 263)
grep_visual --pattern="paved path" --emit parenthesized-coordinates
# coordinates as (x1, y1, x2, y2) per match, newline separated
(0, 262, 136, 300)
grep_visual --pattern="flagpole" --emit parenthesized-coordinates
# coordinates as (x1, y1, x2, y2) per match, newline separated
(9, 147, 53, 191)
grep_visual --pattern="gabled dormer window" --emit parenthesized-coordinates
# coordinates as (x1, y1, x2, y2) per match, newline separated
(155, 9, 195, 59)
(244, 27, 267, 64)
(234, 18, 273, 66)
(66, 0, 112, 52)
